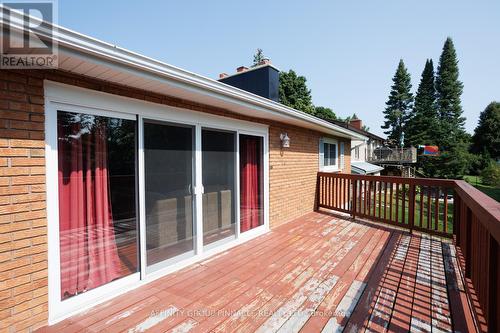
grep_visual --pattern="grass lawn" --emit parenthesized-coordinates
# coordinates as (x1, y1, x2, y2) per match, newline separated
(357, 186, 454, 234)
(463, 175, 500, 202)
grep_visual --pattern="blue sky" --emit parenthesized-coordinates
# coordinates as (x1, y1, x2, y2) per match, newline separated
(59, 0, 500, 137)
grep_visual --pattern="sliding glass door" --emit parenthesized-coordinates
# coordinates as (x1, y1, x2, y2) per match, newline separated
(143, 120, 195, 271)
(47, 84, 269, 321)
(202, 129, 237, 246)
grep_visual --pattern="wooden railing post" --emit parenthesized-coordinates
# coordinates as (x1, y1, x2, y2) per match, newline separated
(314, 174, 320, 211)
(352, 179, 357, 219)
(453, 189, 461, 245)
(408, 183, 416, 233)
(465, 206, 472, 279)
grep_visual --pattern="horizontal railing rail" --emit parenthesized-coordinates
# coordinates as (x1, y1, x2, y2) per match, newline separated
(367, 147, 417, 164)
(315, 172, 500, 332)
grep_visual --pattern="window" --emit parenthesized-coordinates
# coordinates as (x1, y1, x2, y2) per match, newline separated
(320, 138, 338, 171)
(324, 142, 337, 166)
(354, 146, 360, 160)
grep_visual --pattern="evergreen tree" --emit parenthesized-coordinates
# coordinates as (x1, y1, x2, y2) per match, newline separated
(433, 37, 470, 178)
(279, 70, 315, 114)
(381, 59, 414, 145)
(435, 37, 467, 147)
(406, 59, 438, 146)
(471, 102, 500, 160)
(252, 48, 265, 67)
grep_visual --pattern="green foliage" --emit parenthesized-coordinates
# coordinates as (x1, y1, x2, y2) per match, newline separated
(468, 153, 492, 176)
(480, 162, 500, 187)
(406, 59, 438, 146)
(278, 70, 315, 114)
(252, 48, 265, 67)
(420, 133, 472, 179)
(314, 106, 337, 121)
(471, 102, 500, 159)
(435, 37, 467, 148)
(381, 59, 414, 145)
(417, 38, 471, 179)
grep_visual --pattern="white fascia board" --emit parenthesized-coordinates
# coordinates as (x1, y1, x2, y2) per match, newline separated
(0, 7, 367, 140)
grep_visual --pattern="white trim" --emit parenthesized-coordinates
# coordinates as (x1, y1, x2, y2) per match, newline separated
(195, 124, 203, 255)
(138, 115, 147, 279)
(320, 137, 339, 172)
(44, 81, 270, 324)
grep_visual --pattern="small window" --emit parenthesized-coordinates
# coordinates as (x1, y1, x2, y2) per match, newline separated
(324, 142, 337, 166)
(320, 138, 338, 171)
(354, 146, 360, 160)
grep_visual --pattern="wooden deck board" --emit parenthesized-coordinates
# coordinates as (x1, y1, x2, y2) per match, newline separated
(37, 212, 477, 333)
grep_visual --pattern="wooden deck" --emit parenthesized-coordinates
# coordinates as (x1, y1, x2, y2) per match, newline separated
(39, 211, 476, 333)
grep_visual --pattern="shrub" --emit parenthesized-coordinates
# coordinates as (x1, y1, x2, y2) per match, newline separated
(481, 162, 500, 187)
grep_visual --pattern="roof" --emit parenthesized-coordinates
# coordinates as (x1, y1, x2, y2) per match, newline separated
(329, 120, 385, 141)
(0, 7, 367, 140)
(351, 161, 385, 175)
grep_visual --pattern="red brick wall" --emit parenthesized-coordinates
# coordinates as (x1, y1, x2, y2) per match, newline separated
(0, 69, 351, 331)
(0, 71, 48, 331)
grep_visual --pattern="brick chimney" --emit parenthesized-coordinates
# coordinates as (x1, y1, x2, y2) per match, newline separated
(349, 119, 362, 130)
(236, 66, 248, 73)
(219, 73, 228, 79)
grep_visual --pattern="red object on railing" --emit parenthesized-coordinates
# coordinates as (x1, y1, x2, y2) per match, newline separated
(315, 172, 500, 333)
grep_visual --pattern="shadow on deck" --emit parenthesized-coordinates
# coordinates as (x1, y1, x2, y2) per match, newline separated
(38, 211, 476, 333)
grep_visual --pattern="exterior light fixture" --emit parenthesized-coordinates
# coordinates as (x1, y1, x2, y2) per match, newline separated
(280, 133, 290, 148)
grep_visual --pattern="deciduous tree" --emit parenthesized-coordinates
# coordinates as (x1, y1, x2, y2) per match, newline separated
(279, 70, 315, 114)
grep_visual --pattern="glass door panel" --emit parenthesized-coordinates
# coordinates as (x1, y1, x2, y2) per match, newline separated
(239, 135, 264, 232)
(57, 111, 138, 301)
(144, 120, 195, 270)
(202, 129, 236, 245)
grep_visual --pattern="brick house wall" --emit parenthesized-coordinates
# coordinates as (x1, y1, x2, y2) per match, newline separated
(0, 69, 351, 331)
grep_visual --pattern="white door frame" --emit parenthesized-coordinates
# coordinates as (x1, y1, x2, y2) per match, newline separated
(44, 81, 270, 324)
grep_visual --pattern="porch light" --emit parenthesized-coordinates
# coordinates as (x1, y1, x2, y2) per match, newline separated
(280, 132, 290, 148)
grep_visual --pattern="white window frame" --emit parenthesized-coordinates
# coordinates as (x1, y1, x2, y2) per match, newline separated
(319, 137, 339, 172)
(44, 81, 270, 324)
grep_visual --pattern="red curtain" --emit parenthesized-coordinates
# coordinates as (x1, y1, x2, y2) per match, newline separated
(58, 119, 121, 299)
(240, 137, 261, 232)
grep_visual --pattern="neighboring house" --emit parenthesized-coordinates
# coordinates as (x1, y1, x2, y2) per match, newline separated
(0, 11, 366, 331)
(331, 119, 385, 175)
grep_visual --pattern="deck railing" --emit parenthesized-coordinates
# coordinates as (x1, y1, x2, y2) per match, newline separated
(315, 172, 500, 333)
(367, 146, 417, 164)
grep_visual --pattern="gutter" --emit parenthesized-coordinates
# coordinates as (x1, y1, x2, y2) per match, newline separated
(0, 7, 367, 140)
